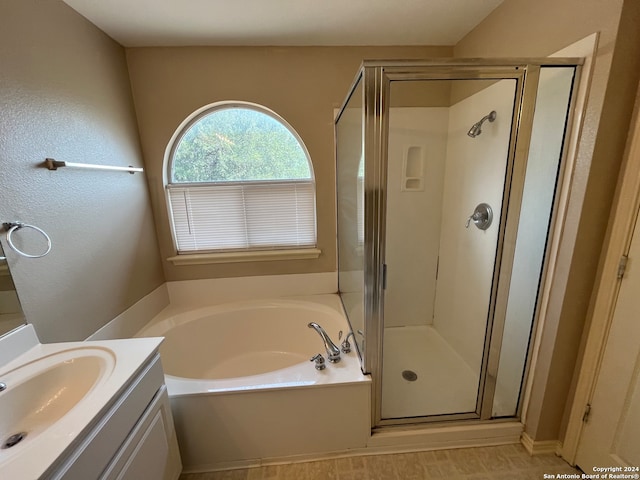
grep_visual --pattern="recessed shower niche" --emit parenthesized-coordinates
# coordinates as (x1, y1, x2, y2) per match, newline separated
(335, 60, 580, 427)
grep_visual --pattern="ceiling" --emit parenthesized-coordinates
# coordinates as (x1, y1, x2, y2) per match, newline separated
(62, 0, 504, 47)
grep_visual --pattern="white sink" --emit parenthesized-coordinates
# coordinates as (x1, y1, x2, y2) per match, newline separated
(0, 347, 115, 454)
(0, 325, 163, 479)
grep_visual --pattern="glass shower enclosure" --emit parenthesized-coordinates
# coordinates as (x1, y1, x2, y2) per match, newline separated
(335, 60, 580, 427)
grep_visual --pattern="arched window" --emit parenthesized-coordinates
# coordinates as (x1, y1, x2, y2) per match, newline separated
(165, 102, 317, 257)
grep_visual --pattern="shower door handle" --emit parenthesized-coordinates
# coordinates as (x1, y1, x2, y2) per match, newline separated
(466, 203, 493, 230)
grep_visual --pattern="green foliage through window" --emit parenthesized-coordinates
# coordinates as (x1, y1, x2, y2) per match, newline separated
(171, 107, 311, 183)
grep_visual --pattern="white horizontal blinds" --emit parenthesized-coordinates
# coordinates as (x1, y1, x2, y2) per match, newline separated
(244, 183, 316, 247)
(168, 182, 316, 252)
(169, 185, 247, 251)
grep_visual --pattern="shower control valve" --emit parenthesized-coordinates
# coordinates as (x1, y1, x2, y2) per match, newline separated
(466, 203, 493, 230)
(310, 353, 326, 370)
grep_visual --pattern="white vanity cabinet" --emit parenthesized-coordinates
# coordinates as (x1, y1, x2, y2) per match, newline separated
(48, 354, 182, 480)
(0, 327, 182, 480)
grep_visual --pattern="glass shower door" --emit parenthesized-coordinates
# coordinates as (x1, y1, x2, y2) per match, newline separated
(381, 78, 518, 420)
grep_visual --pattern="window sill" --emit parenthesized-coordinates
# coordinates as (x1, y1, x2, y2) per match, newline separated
(167, 248, 322, 266)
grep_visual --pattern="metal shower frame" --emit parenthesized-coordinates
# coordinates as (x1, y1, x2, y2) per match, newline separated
(335, 58, 583, 428)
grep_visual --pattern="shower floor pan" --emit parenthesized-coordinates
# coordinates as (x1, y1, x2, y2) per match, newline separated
(381, 325, 479, 419)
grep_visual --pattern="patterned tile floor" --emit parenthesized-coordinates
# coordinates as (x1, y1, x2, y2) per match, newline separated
(179, 443, 582, 479)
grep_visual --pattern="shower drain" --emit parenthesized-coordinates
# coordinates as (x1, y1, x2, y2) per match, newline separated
(402, 370, 418, 382)
(2, 432, 26, 449)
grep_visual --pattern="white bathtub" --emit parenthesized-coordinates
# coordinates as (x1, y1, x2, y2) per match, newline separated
(137, 294, 371, 471)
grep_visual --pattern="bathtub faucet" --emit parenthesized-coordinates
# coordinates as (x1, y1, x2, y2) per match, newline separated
(308, 322, 341, 363)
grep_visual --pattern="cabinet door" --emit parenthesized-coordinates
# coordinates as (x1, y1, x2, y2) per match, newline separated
(115, 409, 170, 480)
(102, 387, 181, 480)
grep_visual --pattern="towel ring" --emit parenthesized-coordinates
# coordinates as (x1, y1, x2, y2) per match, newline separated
(3, 222, 52, 258)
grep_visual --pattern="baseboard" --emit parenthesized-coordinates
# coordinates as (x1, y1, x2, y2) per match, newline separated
(520, 431, 561, 455)
(181, 448, 366, 474)
(181, 421, 524, 473)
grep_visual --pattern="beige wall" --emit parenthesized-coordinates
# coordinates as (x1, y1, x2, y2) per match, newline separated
(125, 45, 452, 281)
(455, 0, 640, 442)
(0, 1, 164, 342)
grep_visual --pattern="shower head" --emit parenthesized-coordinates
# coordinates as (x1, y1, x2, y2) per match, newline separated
(467, 110, 497, 138)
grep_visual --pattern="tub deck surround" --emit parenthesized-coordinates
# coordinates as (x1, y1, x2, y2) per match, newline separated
(165, 272, 338, 308)
(139, 295, 367, 395)
(136, 294, 371, 470)
(165, 344, 365, 396)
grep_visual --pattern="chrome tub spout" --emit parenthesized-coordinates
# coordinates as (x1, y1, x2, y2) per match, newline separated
(308, 322, 341, 363)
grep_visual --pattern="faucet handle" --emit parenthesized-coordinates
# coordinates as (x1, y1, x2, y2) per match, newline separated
(341, 331, 355, 353)
(310, 353, 326, 370)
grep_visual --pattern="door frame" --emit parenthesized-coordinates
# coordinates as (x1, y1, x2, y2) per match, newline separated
(561, 87, 640, 463)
